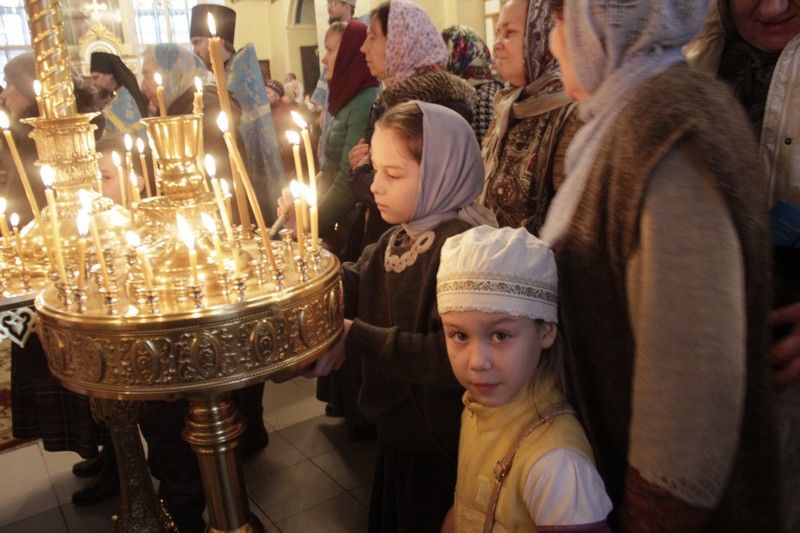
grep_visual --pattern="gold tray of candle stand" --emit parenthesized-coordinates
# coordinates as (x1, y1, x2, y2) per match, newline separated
(33, 249, 343, 401)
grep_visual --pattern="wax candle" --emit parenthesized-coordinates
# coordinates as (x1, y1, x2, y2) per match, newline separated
(126, 231, 154, 291)
(291, 111, 317, 195)
(136, 137, 152, 197)
(207, 13, 234, 129)
(0, 112, 40, 219)
(123, 134, 134, 201)
(129, 170, 141, 203)
(217, 112, 277, 270)
(176, 214, 198, 284)
(201, 213, 226, 273)
(205, 155, 234, 240)
(76, 211, 89, 290)
(193, 76, 204, 114)
(41, 165, 67, 283)
(0, 198, 11, 247)
(216, 112, 252, 232)
(290, 180, 306, 260)
(33, 80, 45, 117)
(111, 151, 127, 208)
(285, 131, 305, 185)
(10, 213, 23, 267)
(154, 72, 168, 117)
(80, 190, 111, 291)
(220, 179, 233, 225)
(304, 186, 319, 251)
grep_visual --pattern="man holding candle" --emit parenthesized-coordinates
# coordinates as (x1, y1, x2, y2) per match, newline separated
(89, 52, 148, 138)
(189, 4, 286, 222)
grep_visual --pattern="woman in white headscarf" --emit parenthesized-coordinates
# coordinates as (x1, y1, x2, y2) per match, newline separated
(540, 0, 782, 530)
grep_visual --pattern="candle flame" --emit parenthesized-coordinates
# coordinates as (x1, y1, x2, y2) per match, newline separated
(207, 12, 217, 36)
(176, 214, 195, 250)
(111, 150, 121, 166)
(79, 190, 92, 212)
(203, 154, 216, 177)
(154, 72, 163, 86)
(290, 110, 308, 130)
(136, 137, 146, 154)
(201, 212, 217, 234)
(9, 213, 19, 228)
(285, 130, 301, 145)
(0, 197, 5, 214)
(33, 80, 42, 97)
(303, 184, 317, 207)
(195, 76, 203, 93)
(124, 133, 133, 152)
(0, 111, 9, 130)
(125, 230, 141, 248)
(289, 179, 301, 199)
(220, 178, 230, 196)
(77, 211, 90, 237)
(216, 111, 229, 133)
(40, 165, 55, 188)
(129, 170, 138, 187)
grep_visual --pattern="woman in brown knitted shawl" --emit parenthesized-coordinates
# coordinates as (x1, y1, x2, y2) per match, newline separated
(480, 0, 580, 233)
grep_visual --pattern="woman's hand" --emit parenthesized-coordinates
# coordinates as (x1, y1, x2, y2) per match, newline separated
(276, 187, 296, 231)
(307, 319, 352, 378)
(349, 139, 370, 170)
(770, 302, 800, 390)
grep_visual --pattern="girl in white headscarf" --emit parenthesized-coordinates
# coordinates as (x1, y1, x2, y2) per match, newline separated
(540, 1, 782, 530)
(312, 100, 495, 531)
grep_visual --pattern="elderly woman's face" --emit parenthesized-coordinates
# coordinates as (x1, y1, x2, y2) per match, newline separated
(140, 56, 158, 109)
(493, 0, 527, 87)
(731, 0, 800, 52)
(0, 83, 31, 118)
(361, 15, 387, 79)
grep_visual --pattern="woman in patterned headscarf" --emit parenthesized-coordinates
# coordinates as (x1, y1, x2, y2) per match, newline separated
(540, 0, 782, 529)
(442, 25, 505, 145)
(480, 0, 580, 234)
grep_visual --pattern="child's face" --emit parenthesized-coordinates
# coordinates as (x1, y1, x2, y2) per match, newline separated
(370, 125, 420, 225)
(442, 311, 557, 407)
(97, 152, 122, 204)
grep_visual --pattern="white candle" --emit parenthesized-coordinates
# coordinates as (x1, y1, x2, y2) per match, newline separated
(1, 111, 40, 219)
(76, 211, 89, 290)
(41, 165, 67, 283)
(136, 137, 152, 197)
(111, 151, 127, 207)
(80, 191, 111, 291)
(290, 180, 306, 260)
(201, 213, 225, 273)
(154, 72, 168, 117)
(176, 214, 198, 284)
(304, 185, 319, 251)
(129, 170, 141, 203)
(205, 155, 234, 240)
(291, 111, 317, 195)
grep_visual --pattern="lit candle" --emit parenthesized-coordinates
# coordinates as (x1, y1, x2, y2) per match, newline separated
(76, 211, 89, 290)
(176, 214, 198, 284)
(207, 13, 234, 127)
(217, 112, 277, 270)
(136, 137, 152, 197)
(285, 130, 305, 185)
(0, 111, 40, 219)
(201, 213, 225, 273)
(205, 155, 234, 240)
(80, 190, 111, 291)
(304, 185, 319, 251)
(220, 178, 233, 222)
(217, 112, 251, 233)
(10, 213, 23, 267)
(291, 111, 317, 195)
(0, 198, 11, 247)
(193, 76, 204, 114)
(126, 231, 154, 291)
(154, 72, 168, 117)
(129, 170, 141, 203)
(111, 151, 127, 207)
(124, 134, 134, 201)
(41, 165, 67, 283)
(290, 180, 306, 260)
(33, 80, 45, 117)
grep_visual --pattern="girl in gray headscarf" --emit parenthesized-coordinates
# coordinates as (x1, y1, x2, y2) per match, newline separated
(541, 0, 782, 530)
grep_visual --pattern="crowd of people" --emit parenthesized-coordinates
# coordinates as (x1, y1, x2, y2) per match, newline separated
(0, 0, 798, 531)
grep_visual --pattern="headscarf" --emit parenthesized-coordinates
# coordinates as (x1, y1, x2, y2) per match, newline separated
(539, 0, 708, 245)
(403, 101, 497, 237)
(383, 0, 448, 90)
(3, 53, 37, 103)
(144, 44, 208, 109)
(523, 0, 560, 87)
(328, 21, 380, 116)
(441, 25, 495, 83)
(90, 52, 149, 117)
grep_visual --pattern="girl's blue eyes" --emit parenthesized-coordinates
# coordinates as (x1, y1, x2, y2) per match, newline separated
(448, 332, 511, 342)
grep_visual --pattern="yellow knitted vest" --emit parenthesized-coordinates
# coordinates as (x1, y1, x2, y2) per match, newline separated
(453, 380, 595, 532)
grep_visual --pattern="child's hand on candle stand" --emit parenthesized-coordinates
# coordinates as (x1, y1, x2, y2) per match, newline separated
(306, 319, 351, 378)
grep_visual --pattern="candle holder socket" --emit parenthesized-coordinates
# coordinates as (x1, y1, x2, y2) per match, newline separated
(188, 283, 204, 310)
(97, 285, 119, 315)
(73, 286, 88, 313)
(55, 281, 73, 307)
(294, 255, 310, 283)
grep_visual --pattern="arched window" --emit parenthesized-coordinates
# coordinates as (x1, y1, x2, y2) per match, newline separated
(0, 1, 31, 84)
(293, 0, 316, 26)
(133, 0, 198, 45)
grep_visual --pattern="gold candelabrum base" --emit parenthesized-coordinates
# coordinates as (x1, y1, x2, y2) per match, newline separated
(31, 111, 343, 532)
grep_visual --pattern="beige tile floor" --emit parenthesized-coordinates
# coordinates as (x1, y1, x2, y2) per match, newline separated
(0, 377, 373, 532)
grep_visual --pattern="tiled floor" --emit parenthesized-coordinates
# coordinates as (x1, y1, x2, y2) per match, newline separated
(0, 377, 373, 532)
